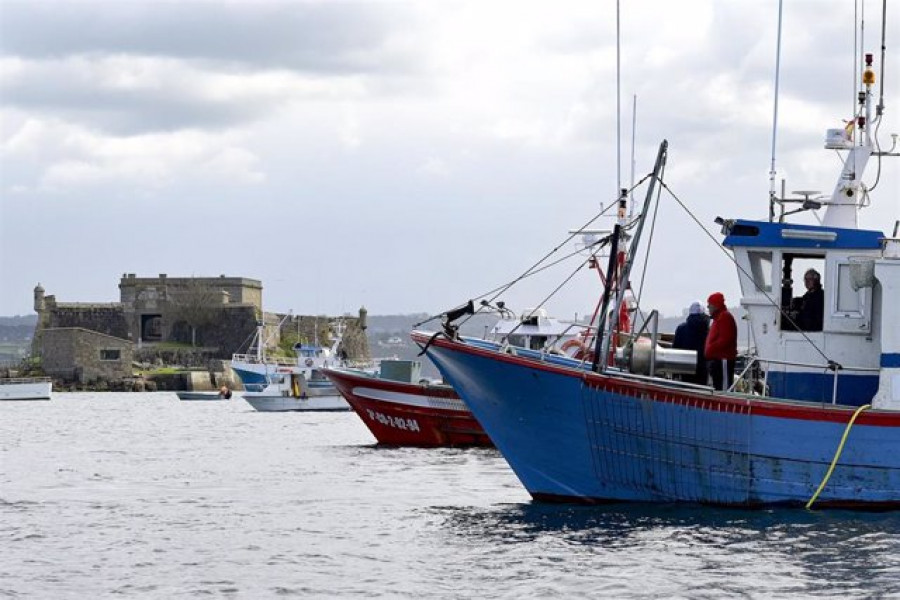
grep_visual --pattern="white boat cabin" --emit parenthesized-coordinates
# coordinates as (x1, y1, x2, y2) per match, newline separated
(487, 308, 584, 351)
(724, 219, 900, 408)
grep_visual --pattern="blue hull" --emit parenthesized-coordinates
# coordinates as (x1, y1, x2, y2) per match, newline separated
(417, 333, 900, 508)
(231, 366, 338, 395)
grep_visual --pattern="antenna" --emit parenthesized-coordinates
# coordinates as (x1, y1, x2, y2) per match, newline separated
(877, 0, 887, 118)
(616, 0, 622, 195)
(629, 94, 637, 219)
(768, 0, 784, 222)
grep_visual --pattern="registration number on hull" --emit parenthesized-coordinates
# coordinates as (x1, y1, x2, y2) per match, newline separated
(365, 409, 420, 432)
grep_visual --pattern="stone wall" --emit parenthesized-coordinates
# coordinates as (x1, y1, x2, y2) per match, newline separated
(41, 327, 133, 383)
(44, 302, 130, 339)
(117, 275, 261, 344)
(119, 274, 263, 308)
(167, 304, 259, 359)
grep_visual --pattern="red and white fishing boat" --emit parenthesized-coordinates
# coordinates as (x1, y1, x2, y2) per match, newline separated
(325, 308, 592, 446)
(322, 361, 491, 447)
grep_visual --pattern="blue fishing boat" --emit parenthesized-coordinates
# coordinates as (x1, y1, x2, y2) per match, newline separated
(413, 24, 900, 508)
(231, 318, 358, 411)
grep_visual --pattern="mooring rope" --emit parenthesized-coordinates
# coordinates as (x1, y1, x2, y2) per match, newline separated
(805, 403, 872, 509)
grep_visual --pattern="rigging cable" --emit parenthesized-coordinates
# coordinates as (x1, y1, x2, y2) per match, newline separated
(633, 161, 667, 313)
(411, 236, 611, 330)
(658, 180, 835, 366)
(495, 259, 592, 342)
(413, 173, 653, 329)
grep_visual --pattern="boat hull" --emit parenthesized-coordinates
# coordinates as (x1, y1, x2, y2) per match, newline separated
(0, 379, 52, 401)
(242, 393, 350, 412)
(415, 332, 900, 508)
(176, 391, 228, 401)
(323, 368, 491, 447)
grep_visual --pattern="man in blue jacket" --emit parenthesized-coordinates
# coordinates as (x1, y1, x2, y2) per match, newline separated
(673, 301, 709, 385)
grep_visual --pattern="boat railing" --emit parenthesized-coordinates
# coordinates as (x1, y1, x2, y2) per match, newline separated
(731, 355, 880, 404)
(230, 353, 297, 367)
(539, 322, 594, 353)
(0, 377, 52, 384)
(345, 359, 376, 370)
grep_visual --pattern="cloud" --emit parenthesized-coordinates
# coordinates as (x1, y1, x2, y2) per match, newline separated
(0, 2, 418, 74)
(2, 115, 265, 191)
(419, 157, 450, 178)
(0, 55, 369, 135)
(0, 0, 897, 319)
(338, 103, 362, 149)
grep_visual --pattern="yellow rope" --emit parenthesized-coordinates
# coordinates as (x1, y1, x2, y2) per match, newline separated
(806, 403, 872, 510)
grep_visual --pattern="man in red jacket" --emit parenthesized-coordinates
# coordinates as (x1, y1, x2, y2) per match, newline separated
(705, 292, 737, 391)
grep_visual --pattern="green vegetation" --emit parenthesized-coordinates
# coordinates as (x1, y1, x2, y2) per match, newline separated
(277, 332, 302, 357)
(151, 341, 195, 350)
(134, 366, 206, 377)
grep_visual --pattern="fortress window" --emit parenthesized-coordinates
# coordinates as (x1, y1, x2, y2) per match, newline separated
(100, 349, 121, 361)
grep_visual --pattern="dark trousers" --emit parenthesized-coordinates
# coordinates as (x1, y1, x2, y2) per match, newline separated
(708, 358, 736, 391)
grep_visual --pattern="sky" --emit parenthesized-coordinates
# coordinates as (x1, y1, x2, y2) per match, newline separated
(1, 0, 898, 321)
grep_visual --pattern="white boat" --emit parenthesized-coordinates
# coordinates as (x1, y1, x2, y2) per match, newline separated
(231, 318, 360, 412)
(242, 393, 350, 412)
(377, 336, 406, 348)
(0, 377, 52, 401)
(487, 307, 591, 353)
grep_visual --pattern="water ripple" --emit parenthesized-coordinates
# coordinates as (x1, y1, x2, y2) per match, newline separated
(2, 392, 898, 598)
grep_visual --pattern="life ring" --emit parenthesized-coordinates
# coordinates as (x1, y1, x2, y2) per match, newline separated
(305, 358, 314, 367)
(561, 339, 594, 362)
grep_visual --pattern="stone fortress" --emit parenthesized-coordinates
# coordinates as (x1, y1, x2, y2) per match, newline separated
(32, 274, 370, 389)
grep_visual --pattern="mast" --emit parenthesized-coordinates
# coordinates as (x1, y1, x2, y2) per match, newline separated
(822, 53, 876, 228)
(594, 140, 668, 373)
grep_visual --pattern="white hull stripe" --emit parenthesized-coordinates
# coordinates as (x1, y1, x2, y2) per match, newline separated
(351, 386, 468, 412)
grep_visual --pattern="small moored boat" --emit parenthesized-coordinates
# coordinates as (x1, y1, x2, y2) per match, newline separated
(0, 377, 52, 401)
(177, 387, 232, 401)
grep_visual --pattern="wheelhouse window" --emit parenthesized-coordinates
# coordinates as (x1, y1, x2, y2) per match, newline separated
(507, 334, 525, 348)
(748, 251, 773, 293)
(779, 253, 825, 331)
(529, 336, 547, 350)
(835, 263, 864, 315)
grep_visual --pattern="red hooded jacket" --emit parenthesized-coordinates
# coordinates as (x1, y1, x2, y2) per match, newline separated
(705, 308, 737, 360)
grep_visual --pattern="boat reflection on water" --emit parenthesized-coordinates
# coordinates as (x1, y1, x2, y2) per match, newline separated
(434, 502, 900, 595)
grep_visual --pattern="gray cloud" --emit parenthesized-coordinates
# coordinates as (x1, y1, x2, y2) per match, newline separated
(0, 3, 428, 135)
(0, 2, 417, 74)
(2, 65, 269, 134)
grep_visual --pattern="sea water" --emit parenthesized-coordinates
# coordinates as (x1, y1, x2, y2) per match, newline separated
(2, 393, 899, 599)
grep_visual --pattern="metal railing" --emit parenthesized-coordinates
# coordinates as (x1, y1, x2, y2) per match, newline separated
(230, 353, 298, 367)
(730, 355, 880, 404)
